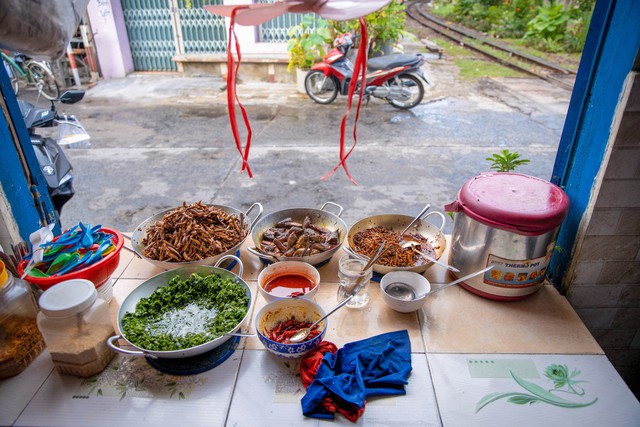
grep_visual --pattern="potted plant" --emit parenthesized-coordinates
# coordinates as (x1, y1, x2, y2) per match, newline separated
(366, 0, 408, 56)
(287, 16, 332, 93)
(330, 0, 409, 57)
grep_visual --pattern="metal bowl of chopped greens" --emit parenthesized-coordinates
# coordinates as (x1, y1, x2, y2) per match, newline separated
(107, 255, 253, 359)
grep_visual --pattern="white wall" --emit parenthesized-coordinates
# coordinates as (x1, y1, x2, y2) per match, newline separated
(86, 0, 134, 79)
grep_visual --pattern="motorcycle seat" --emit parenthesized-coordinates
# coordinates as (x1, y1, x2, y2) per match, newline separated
(367, 54, 422, 71)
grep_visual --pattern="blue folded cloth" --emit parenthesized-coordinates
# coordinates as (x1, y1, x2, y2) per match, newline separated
(301, 330, 412, 421)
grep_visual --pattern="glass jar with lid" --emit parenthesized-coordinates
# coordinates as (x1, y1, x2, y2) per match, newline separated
(0, 260, 46, 379)
(37, 279, 115, 377)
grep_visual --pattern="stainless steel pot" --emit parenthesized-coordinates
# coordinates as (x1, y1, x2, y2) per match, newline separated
(344, 211, 447, 275)
(446, 212, 559, 300)
(131, 202, 262, 270)
(107, 256, 253, 359)
(248, 202, 347, 266)
(445, 172, 570, 301)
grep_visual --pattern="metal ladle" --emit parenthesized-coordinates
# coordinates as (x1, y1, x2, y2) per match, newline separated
(289, 243, 388, 343)
(388, 265, 495, 300)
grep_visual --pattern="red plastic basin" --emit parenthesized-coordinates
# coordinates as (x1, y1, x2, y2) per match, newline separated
(18, 227, 124, 291)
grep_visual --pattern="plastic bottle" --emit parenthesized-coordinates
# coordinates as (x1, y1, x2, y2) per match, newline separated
(0, 259, 45, 379)
(37, 279, 115, 377)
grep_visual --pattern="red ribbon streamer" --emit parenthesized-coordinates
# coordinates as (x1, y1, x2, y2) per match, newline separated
(227, 8, 253, 177)
(321, 17, 368, 185)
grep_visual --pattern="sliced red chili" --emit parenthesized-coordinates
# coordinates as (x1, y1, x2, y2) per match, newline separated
(266, 317, 322, 343)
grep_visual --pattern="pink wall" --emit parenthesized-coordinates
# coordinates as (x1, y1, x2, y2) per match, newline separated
(87, 0, 133, 78)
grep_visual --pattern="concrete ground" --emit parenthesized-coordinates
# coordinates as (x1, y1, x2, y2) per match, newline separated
(33, 57, 571, 235)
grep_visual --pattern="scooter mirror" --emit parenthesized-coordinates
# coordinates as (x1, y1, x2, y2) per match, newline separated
(58, 90, 85, 105)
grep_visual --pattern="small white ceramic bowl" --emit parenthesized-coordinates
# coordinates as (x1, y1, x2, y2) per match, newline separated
(380, 271, 431, 313)
(255, 297, 327, 358)
(257, 261, 320, 302)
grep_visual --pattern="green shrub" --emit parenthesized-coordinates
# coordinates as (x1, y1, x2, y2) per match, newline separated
(488, 0, 538, 39)
(524, 3, 569, 51)
(564, 11, 591, 52)
(429, 0, 593, 53)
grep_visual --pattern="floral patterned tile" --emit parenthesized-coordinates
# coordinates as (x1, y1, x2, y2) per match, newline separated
(428, 353, 640, 427)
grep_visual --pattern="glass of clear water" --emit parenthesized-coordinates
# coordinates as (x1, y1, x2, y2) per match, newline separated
(337, 255, 373, 309)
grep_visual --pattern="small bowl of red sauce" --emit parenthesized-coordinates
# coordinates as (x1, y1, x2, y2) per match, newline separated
(258, 261, 320, 302)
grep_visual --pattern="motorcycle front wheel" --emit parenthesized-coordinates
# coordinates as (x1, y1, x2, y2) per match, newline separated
(28, 62, 60, 100)
(387, 74, 424, 109)
(305, 71, 338, 104)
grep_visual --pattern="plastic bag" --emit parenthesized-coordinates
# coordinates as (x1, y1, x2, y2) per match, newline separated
(0, 0, 90, 59)
(57, 115, 91, 148)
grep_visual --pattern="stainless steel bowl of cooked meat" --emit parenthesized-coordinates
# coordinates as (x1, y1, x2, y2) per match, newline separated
(247, 202, 347, 267)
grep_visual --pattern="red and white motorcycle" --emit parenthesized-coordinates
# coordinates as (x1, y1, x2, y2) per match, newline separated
(305, 33, 431, 109)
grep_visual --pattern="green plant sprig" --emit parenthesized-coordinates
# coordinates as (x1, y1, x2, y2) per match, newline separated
(486, 149, 530, 172)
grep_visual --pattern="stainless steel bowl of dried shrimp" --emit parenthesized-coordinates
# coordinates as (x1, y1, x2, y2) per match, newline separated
(131, 201, 262, 270)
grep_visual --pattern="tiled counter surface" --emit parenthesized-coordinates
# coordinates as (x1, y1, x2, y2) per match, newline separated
(2, 237, 639, 426)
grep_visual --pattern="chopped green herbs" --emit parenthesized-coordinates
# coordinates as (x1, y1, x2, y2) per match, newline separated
(121, 273, 249, 351)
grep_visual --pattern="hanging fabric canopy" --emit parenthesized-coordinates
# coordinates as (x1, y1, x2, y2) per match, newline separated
(205, 0, 392, 25)
(205, 0, 392, 184)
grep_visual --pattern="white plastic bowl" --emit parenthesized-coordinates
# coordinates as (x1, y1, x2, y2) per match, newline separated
(380, 271, 431, 313)
(257, 261, 320, 302)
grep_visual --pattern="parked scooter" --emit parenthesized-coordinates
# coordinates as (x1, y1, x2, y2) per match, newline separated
(305, 33, 431, 109)
(17, 90, 85, 214)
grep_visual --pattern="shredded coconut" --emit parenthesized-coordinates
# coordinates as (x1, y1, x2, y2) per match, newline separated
(149, 303, 217, 338)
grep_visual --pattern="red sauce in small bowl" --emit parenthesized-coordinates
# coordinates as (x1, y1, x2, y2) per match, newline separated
(264, 273, 316, 297)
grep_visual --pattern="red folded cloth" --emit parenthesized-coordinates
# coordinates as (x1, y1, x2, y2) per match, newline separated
(301, 341, 337, 388)
(300, 340, 365, 423)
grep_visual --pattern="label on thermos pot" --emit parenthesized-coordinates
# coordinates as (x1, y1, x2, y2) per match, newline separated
(485, 253, 550, 288)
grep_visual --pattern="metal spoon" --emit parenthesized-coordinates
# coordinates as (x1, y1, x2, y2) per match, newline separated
(288, 292, 357, 344)
(398, 203, 430, 236)
(400, 240, 460, 272)
(289, 243, 387, 343)
(396, 265, 495, 300)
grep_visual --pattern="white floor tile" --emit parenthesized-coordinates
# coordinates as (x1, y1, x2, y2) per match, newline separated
(15, 351, 242, 427)
(227, 350, 441, 426)
(0, 351, 54, 426)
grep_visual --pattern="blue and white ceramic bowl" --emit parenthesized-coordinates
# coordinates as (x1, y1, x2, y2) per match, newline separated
(255, 298, 327, 359)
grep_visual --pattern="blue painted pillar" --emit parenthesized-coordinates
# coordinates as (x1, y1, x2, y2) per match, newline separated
(0, 61, 59, 243)
(549, 0, 640, 287)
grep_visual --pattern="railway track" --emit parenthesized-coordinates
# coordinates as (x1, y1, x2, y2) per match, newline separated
(407, 1, 576, 91)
